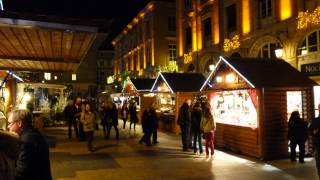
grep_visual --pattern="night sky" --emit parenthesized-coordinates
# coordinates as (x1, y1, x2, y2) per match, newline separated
(3, 0, 151, 49)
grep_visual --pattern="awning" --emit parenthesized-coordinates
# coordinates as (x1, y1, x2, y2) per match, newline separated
(0, 13, 106, 72)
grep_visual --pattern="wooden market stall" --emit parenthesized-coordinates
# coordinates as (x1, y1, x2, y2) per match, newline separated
(200, 56, 317, 160)
(149, 72, 205, 134)
(122, 78, 155, 123)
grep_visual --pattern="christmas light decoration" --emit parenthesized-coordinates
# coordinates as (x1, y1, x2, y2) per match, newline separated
(223, 35, 240, 52)
(297, 7, 320, 30)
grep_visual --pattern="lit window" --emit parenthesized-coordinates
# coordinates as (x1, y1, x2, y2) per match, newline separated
(44, 73, 51, 80)
(168, 43, 177, 61)
(72, 74, 77, 81)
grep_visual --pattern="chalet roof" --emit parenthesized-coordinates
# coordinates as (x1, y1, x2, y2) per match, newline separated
(201, 57, 318, 90)
(152, 72, 206, 93)
(130, 78, 155, 91)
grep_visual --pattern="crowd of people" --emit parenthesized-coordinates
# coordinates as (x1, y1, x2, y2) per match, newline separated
(3, 95, 320, 179)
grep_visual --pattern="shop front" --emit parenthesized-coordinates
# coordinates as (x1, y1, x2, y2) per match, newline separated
(150, 72, 205, 134)
(122, 78, 155, 123)
(201, 56, 317, 159)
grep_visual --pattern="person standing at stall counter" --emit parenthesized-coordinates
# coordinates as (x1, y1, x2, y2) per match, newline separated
(287, 111, 308, 163)
(7, 109, 52, 180)
(200, 107, 216, 158)
(178, 99, 192, 151)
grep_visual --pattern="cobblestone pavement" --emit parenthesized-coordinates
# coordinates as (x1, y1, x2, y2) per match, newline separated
(47, 122, 319, 180)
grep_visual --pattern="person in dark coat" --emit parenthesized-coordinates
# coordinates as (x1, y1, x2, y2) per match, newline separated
(63, 99, 78, 139)
(191, 101, 203, 154)
(129, 101, 138, 130)
(150, 102, 159, 144)
(139, 103, 156, 146)
(7, 109, 52, 180)
(309, 104, 320, 178)
(107, 102, 119, 140)
(100, 101, 111, 139)
(74, 97, 85, 141)
(0, 131, 20, 180)
(121, 101, 129, 129)
(288, 111, 308, 163)
(178, 99, 192, 151)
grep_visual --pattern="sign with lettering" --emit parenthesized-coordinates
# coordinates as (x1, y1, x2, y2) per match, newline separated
(301, 62, 320, 76)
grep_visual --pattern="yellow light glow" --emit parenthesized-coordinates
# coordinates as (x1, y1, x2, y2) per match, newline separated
(216, 76, 222, 83)
(112, 41, 116, 46)
(127, 24, 132, 30)
(151, 38, 155, 66)
(147, 3, 154, 11)
(178, 0, 184, 56)
(297, 7, 320, 30)
(280, 0, 292, 21)
(192, 17, 198, 51)
(143, 44, 146, 68)
(157, 87, 162, 91)
(139, 12, 145, 18)
(133, 18, 138, 24)
(197, 15, 202, 50)
(223, 35, 240, 52)
(242, 0, 251, 35)
(226, 73, 236, 83)
(184, 52, 193, 64)
(213, 2, 220, 44)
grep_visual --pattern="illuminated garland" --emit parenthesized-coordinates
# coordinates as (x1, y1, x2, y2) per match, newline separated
(183, 52, 193, 64)
(297, 7, 320, 30)
(223, 35, 240, 52)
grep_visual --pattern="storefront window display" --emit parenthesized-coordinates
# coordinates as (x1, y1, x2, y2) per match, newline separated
(314, 86, 320, 117)
(208, 89, 258, 128)
(155, 93, 175, 114)
(286, 91, 302, 120)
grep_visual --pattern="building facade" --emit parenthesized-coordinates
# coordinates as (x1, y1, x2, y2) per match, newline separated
(177, 0, 320, 79)
(97, 50, 114, 92)
(113, 0, 177, 79)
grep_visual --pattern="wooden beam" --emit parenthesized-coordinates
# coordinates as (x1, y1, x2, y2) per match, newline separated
(0, 55, 80, 63)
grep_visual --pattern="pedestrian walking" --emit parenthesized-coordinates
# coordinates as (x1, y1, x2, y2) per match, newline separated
(8, 109, 52, 180)
(309, 105, 320, 178)
(177, 99, 192, 151)
(75, 97, 85, 141)
(63, 99, 78, 139)
(200, 107, 216, 158)
(80, 103, 96, 152)
(288, 111, 308, 163)
(191, 101, 203, 155)
(121, 101, 129, 129)
(129, 101, 138, 130)
(107, 102, 119, 140)
(140, 103, 156, 146)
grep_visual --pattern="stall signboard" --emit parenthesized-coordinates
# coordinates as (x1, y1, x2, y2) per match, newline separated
(208, 89, 258, 128)
(301, 62, 320, 76)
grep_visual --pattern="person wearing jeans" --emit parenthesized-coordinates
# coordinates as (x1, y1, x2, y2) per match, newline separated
(200, 107, 216, 158)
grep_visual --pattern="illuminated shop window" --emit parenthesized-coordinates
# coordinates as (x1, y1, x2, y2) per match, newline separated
(259, 0, 272, 18)
(208, 90, 258, 128)
(44, 73, 51, 80)
(286, 91, 302, 121)
(72, 74, 77, 81)
(258, 43, 278, 58)
(298, 31, 319, 55)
